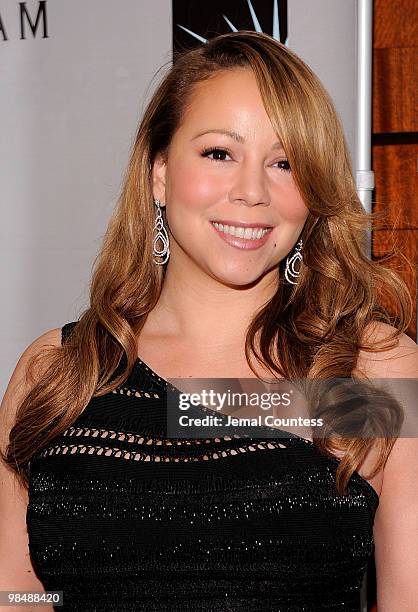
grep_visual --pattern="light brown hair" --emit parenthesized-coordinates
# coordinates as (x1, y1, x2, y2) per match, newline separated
(3, 31, 412, 493)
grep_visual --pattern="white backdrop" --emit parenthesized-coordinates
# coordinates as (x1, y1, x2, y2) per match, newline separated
(0, 0, 172, 393)
(1, 0, 359, 396)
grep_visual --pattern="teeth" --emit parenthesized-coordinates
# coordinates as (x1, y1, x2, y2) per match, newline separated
(212, 222, 269, 240)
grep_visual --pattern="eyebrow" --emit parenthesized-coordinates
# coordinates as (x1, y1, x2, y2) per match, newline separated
(192, 129, 284, 150)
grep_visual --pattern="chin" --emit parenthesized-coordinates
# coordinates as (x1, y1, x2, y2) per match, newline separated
(210, 264, 270, 288)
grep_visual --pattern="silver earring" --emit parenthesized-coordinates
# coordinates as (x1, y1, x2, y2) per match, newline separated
(152, 199, 170, 265)
(284, 238, 303, 285)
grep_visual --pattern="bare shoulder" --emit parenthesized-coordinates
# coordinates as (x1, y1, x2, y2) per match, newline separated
(0, 326, 62, 453)
(19, 326, 63, 367)
(350, 322, 418, 497)
(356, 321, 418, 379)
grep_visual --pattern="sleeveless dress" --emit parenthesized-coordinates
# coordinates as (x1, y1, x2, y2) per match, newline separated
(26, 322, 379, 611)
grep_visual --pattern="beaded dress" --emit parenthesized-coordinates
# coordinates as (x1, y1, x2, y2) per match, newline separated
(26, 321, 379, 611)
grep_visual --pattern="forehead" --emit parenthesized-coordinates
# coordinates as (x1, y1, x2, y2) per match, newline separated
(177, 68, 277, 139)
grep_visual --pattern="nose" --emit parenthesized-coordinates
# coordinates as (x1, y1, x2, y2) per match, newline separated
(228, 159, 270, 207)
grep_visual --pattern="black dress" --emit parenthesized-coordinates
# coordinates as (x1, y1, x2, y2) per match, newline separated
(26, 322, 379, 611)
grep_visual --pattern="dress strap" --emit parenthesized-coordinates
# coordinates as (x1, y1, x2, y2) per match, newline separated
(61, 321, 78, 346)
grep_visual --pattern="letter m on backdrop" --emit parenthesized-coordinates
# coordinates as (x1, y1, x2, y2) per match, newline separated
(20, 1, 48, 39)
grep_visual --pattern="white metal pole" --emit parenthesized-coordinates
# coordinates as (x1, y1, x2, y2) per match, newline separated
(356, 0, 374, 259)
(357, 2, 375, 609)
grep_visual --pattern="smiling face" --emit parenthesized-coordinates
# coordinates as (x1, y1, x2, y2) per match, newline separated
(152, 67, 310, 288)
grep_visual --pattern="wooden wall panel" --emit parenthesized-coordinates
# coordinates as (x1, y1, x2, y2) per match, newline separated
(373, 47, 417, 133)
(372, 144, 418, 229)
(372, 229, 417, 339)
(372, 0, 417, 347)
(374, 0, 417, 48)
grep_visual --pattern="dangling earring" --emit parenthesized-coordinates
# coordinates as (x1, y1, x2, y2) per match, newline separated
(152, 199, 170, 265)
(284, 238, 303, 285)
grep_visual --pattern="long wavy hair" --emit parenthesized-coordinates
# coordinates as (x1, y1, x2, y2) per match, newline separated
(3, 31, 413, 493)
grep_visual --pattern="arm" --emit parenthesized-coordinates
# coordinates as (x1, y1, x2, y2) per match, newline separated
(374, 436, 418, 610)
(357, 323, 418, 610)
(0, 327, 61, 611)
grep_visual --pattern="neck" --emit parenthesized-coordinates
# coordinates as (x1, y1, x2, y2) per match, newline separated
(146, 252, 280, 349)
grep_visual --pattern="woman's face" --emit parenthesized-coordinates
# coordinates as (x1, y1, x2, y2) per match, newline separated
(152, 67, 309, 287)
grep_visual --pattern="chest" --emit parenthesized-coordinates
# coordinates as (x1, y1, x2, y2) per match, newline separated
(137, 339, 273, 380)
(136, 335, 383, 498)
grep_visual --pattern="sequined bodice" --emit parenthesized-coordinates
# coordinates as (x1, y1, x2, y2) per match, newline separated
(26, 322, 379, 611)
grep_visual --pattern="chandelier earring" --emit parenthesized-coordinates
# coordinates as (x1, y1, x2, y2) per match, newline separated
(152, 199, 170, 265)
(284, 238, 303, 285)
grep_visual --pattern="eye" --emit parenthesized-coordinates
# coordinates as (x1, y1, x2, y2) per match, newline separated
(200, 147, 291, 172)
(274, 159, 291, 172)
(200, 147, 232, 162)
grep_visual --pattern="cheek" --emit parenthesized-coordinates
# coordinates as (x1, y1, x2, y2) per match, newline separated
(166, 158, 222, 208)
(276, 184, 309, 222)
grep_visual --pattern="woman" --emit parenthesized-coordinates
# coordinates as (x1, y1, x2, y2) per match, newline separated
(1, 31, 417, 611)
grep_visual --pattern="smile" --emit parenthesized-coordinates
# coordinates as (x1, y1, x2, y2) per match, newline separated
(210, 221, 273, 250)
(211, 222, 270, 240)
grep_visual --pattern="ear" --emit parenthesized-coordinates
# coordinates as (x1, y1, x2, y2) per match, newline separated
(152, 152, 167, 207)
